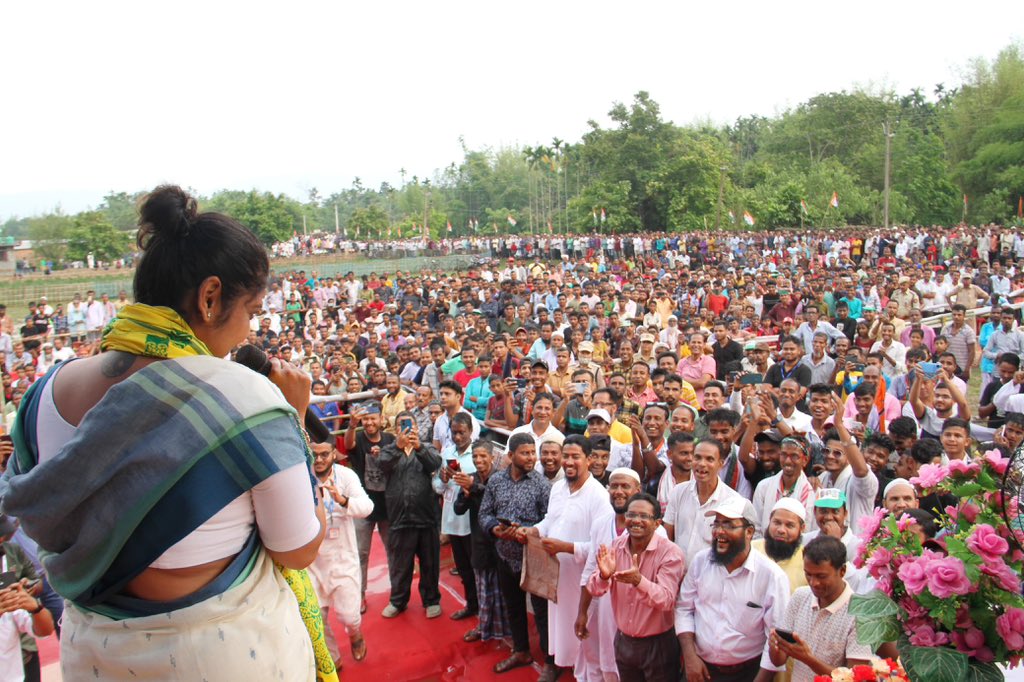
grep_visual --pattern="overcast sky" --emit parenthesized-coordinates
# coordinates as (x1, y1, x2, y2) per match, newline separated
(1, 0, 1019, 219)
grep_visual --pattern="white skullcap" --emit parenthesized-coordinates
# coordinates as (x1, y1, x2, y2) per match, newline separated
(883, 478, 915, 499)
(608, 468, 641, 485)
(771, 497, 807, 522)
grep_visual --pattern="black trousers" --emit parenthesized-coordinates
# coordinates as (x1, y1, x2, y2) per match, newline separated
(701, 656, 762, 682)
(449, 534, 478, 612)
(387, 526, 441, 610)
(23, 650, 39, 682)
(496, 559, 549, 659)
(614, 629, 680, 682)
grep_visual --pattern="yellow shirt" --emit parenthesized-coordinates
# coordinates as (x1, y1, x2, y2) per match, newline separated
(381, 389, 411, 433)
(752, 540, 807, 594)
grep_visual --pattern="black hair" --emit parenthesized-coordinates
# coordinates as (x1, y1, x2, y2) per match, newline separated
(626, 492, 662, 519)
(471, 439, 495, 455)
(135, 185, 269, 323)
(695, 437, 729, 461)
(998, 353, 1022, 369)
(941, 417, 970, 434)
(910, 438, 943, 465)
(705, 407, 740, 428)
(888, 416, 918, 440)
(589, 435, 612, 452)
(643, 403, 671, 420)
(862, 433, 896, 454)
(508, 432, 536, 453)
(901, 508, 938, 538)
(853, 382, 875, 399)
(451, 412, 474, 430)
(439, 379, 464, 396)
(803, 535, 847, 570)
(807, 383, 834, 399)
(667, 431, 695, 449)
(564, 433, 592, 456)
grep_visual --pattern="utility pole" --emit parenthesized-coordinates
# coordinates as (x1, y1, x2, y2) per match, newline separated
(714, 165, 728, 231)
(883, 121, 894, 230)
(334, 204, 339, 234)
(423, 189, 431, 241)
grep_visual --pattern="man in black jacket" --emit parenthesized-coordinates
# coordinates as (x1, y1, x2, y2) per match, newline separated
(378, 413, 443, 619)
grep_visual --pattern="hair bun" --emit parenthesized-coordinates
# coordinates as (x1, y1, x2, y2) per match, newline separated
(138, 185, 199, 242)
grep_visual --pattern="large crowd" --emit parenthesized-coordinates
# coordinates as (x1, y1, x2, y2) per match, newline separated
(3, 223, 1024, 682)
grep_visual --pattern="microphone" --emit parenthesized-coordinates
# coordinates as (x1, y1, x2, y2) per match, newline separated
(234, 344, 332, 444)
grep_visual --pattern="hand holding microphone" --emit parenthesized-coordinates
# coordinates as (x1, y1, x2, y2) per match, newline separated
(234, 344, 331, 443)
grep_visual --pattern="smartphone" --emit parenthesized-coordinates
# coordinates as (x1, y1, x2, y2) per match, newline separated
(0, 572, 16, 590)
(398, 417, 414, 434)
(727, 371, 740, 383)
(447, 459, 461, 472)
(516, 378, 528, 389)
(851, 364, 865, 373)
(776, 629, 797, 644)
(919, 361, 941, 380)
(574, 382, 588, 393)
(739, 373, 763, 385)
(497, 517, 515, 526)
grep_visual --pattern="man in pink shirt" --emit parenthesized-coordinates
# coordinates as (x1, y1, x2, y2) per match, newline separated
(587, 492, 686, 682)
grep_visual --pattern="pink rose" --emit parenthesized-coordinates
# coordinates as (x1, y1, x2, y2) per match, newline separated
(858, 507, 888, 541)
(866, 546, 893, 580)
(998, 609, 1024, 652)
(909, 624, 950, 647)
(911, 463, 949, 489)
(982, 558, 1023, 593)
(897, 513, 915, 532)
(927, 556, 973, 598)
(952, 626, 987, 657)
(984, 449, 1010, 475)
(958, 501, 981, 524)
(900, 596, 928, 620)
(948, 459, 981, 477)
(968, 524, 1010, 562)
(897, 556, 930, 595)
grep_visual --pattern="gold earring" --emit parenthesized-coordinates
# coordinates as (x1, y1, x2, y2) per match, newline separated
(207, 312, 212, 319)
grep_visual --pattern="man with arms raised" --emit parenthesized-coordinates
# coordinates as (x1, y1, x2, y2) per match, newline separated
(676, 497, 789, 682)
(587, 492, 686, 682)
(525, 435, 610, 682)
(751, 436, 816, 538)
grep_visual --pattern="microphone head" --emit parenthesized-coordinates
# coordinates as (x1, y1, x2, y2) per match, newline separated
(235, 344, 272, 376)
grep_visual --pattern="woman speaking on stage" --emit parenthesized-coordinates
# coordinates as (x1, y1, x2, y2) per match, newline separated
(0, 185, 328, 680)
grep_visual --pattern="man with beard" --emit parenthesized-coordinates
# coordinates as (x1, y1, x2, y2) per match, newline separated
(751, 499, 808, 593)
(575, 468, 645, 682)
(307, 442, 374, 671)
(588, 493, 686, 682)
(663, 438, 741, 564)
(480, 433, 551, 674)
(768, 536, 872, 681)
(676, 497, 789, 682)
(751, 437, 816, 538)
(525, 435, 610, 682)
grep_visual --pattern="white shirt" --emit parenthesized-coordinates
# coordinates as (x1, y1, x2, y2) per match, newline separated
(751, 471, 817, 538)
(506, 421, 565, 464)
(0, 610, 33, 682)
(818, 465, 878, 534)
(664, 478, 741, 563)
(675, 548, 789, 670)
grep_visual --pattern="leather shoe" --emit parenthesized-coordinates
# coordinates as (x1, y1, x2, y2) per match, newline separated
(462, 627, 481, 642)
(351, 637, 367, 661)
(449, 607, 477, 621)
(493, 652, 532, 674)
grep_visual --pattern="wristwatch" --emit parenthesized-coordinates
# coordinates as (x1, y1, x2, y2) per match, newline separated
(29, 599, 44, 615)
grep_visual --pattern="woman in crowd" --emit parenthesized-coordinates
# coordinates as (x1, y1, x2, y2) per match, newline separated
(0, 186, 330, 681)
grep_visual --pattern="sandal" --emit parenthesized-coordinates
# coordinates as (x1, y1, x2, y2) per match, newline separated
(351, 637, 367, 662)
(493, 652, 533, 674)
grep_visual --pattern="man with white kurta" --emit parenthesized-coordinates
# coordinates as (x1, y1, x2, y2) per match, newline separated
(575, 467, 644, 682)
(308, 442, 374, 672)
(524, 435, 610, 682)
(751, 436, 816, 539)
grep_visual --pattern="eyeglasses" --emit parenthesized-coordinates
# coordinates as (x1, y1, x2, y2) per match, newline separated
(624, 512, 656, 521)
(710, 520, 748, 531)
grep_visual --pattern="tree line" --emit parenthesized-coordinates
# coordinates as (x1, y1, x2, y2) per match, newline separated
(4, 42, 1023, 266)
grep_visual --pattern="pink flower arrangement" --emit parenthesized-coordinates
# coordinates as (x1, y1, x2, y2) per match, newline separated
(850, 450, 1024, 681)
